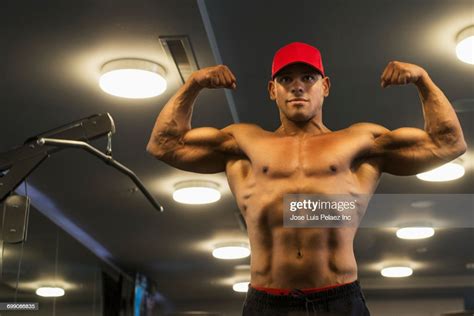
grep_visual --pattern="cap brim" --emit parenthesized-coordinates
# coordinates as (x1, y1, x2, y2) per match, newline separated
(272, 61, 325, 79)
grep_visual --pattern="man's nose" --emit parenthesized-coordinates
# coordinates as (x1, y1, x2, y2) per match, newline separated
(290, 81, 304, 94)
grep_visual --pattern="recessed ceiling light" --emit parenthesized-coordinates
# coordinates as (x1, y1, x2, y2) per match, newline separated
(381, 266, 413, 278)
(396, 227, 435, 239)
(173, 180, 221, 205)
(232, 281, 250, 293)
(416, 162, 465, 182)
(212, 243, 250, 259)
(99, 59, 167, 99)
(36, 287, 65, 297)
(456, 25, 474, 64)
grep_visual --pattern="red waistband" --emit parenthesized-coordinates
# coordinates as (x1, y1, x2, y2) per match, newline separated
(251, 281, 353, 296)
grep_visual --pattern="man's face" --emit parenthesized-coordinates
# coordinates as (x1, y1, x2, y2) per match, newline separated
(268, 63, 330, 122)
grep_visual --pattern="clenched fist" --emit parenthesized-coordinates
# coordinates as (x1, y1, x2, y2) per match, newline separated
(191, 65, 237, 90)
(380, 61, 427, 88)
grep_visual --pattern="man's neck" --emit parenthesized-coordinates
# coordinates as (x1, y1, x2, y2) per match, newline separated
(276, 116, 331, 137)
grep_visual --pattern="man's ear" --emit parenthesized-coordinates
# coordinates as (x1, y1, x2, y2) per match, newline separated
(268, 80, 276, 100)
(322, 76, 331, 97)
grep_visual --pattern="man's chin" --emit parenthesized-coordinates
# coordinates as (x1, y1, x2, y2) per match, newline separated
(287, 113, 312, 122)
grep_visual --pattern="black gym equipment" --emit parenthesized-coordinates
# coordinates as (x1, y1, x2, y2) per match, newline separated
(0, 113, 163, 212)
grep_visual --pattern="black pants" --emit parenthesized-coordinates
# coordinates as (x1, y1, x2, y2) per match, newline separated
(242, 280, 370, 316)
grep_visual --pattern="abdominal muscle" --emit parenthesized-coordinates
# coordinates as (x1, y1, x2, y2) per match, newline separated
(248, 224, 359, 289)
(234, 177, 365, 289)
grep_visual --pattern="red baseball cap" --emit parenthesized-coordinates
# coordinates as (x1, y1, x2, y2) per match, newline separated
(271, 42, 325, 78)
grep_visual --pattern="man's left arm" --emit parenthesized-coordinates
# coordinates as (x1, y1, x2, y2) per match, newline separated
(371, 61, 467, 175)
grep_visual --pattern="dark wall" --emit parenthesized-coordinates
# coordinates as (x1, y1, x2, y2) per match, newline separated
(0, 196, 133, 315)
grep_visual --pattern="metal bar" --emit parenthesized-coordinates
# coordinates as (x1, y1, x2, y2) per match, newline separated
(0, 153, 49, 202)
(37, 138, 164, 212)
(0, 113, 116, 202)
(25, 113, 115, 144)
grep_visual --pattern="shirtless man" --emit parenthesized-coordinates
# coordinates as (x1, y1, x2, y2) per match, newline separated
(147, 42, 466, 315)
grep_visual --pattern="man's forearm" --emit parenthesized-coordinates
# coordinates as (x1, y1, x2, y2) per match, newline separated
(415, 73, 467, 151)
(146, 65, 237, 157)
(147, 76, 202, 154)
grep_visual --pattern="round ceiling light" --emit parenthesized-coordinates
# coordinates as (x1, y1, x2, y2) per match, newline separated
(36, 287, 65, 297)
(173, 180, 221, 204)
(396, 227, 435, 240)
(99, 59, 167, 99)
(232, 281, 250, 293)
(456, 26, 474, 64)
(381, 266, 413, 278)
(416, 162, 465, 182)
(212, 243, 250, 260)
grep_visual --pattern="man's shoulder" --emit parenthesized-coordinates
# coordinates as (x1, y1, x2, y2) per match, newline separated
(346, 122, 390, 138)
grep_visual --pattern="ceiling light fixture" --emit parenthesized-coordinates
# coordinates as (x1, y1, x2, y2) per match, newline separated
(396, 227, 435, 240)
(99, 59, 167, 99)
(456, 25, 474, 64)
(381, 266, 413, 278)
(173, 180, 221, 204)
(232, 281, 250, 293)
(212, 243, 250, 259)
(36, 287, 65, 297)
(416, 162, 465, 182)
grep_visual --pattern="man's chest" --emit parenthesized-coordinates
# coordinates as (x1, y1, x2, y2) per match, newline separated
(242, 133, 374, 177)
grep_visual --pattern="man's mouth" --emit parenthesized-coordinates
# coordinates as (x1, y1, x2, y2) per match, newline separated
(287, 98, 308, 103)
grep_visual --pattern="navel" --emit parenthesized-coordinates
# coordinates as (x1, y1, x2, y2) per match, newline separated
(262, 166, 269, 173)
(297, 250, 303, 259)
(329, 165, 337, 172)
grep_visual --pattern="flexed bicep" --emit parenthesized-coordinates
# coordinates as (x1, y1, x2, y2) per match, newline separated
(150, 125, 243, 174)
(373, 127, 458, 175)
(376, 61, 466, 175)
(146, 64, 242, 173)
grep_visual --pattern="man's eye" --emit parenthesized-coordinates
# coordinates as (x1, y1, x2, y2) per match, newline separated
(303, 75, 315, 81)
(279, 77, 290, 83)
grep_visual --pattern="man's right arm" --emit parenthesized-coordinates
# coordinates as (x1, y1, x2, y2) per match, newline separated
(146, 65, 241, 174)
